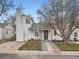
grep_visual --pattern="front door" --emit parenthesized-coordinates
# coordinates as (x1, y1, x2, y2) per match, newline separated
(44, 30, 48, 40)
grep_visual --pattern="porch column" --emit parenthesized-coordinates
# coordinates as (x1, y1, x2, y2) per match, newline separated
(41, 30, 43, 40)
(39, 30, 43, 40)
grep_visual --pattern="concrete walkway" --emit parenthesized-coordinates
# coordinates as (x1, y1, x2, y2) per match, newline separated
(0, 41, 25, 50)
(42, 41, 60, 51)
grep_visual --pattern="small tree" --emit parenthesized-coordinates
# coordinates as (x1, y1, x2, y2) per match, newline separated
(37, 0, 79, 43)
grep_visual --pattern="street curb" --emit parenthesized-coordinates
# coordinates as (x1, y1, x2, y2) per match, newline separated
(0, 50, 79, 55)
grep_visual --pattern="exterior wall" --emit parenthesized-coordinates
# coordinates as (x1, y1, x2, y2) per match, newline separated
(0, 28, 3, 40)
(16, 9, 36, 41)
(42, 31, 44, 40)
(51, 30, 54, 40)
(38, 31, 43, 40)
(2, 24, 14, 40)
(16, 9, 24, 41)
(48, 30, 52, 40)
(22, 16, 34, 41)
(70, 28, 79, 41)
(53, 30, 63, 40)
(52, 29, 79, 41)
(4, 29, 14, 40)
(37, 30, 44, 40)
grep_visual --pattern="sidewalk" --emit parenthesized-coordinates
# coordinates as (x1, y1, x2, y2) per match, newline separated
(42, 41, 60, 51)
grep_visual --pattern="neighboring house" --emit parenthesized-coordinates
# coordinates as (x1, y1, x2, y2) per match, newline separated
(15, 9, 79, 41)
(0, 23, 14, 40)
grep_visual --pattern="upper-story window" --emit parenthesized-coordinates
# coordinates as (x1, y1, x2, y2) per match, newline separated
(26, 19, 30, 24)
(54, 30, 57, 35)
(74, 32, 77, 37)
(6, 30, 9, 34)
(6, 31, 8, 34)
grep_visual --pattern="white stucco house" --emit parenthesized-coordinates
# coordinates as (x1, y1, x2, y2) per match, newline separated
(0, 8, 79, 41)
(0, 23, 15, 40)
(15, 9, 79, 41)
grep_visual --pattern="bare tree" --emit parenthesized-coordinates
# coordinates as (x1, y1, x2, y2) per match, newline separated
(0, 0, 14, 16)
(37, 0, 79, 43)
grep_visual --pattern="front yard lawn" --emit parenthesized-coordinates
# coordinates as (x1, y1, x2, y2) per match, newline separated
(53, 42, 79, 51)
(19, 40, 42, 51)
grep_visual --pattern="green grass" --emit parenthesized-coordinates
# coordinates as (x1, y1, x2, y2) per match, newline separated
(19, 40, 42, 51)
(53, 42, 79, 51)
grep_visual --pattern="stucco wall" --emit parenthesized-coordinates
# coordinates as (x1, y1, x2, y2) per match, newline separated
(3, 24, 14, 40)
(53, 29, 79, 41)
(70, 28, 79, 41)
(0, 28, 3, 40)
(48, 30, 51, 40)
(22, 16, 34, 41)
(53, 30, 63, 40)
(16, 10, 24, 41)
(5, 29, 14, 39)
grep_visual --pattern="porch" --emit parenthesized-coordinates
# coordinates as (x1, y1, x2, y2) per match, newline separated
(37, 29, 54, 40)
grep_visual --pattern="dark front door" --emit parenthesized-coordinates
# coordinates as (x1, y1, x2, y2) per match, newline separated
(44, 30, 48, 40)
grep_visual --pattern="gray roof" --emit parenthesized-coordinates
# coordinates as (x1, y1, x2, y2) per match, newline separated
(12, 25, 16, 31)
(0, 23, 16, 31)
(0, 23, 9, 28)
(30, 22, 52, 31)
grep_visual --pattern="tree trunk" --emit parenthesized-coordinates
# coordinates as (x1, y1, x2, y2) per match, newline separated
(63, 37, 70, 44)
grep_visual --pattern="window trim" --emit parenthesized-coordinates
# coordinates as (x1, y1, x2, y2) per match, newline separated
(74, 32, 77, 37)
(26, 19, 30, 24)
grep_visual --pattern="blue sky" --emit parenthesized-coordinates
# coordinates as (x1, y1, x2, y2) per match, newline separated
(0, 0, 79, 23)
(8, 0, 47, 22)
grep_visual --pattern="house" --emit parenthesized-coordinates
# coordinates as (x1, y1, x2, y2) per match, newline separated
(0, 23, 15, 40)
(16, 8, 34, 41)
(15, 8, 79, 41)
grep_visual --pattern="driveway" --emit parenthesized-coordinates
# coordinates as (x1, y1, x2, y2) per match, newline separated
(0, 41, 25, 50)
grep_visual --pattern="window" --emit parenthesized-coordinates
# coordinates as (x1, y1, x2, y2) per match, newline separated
(54, 30, 57, 35)
(35, 32, 38, 37)
(74, 32, 77, 37)
(6, 31, 8, 34)
(26, 19, 30, 24)
(13, 31, 14, 33)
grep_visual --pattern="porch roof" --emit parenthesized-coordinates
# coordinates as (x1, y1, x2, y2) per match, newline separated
(39, 29, 52, 30)
(30, 22, 53, 31)
(0, 23, 9, 28)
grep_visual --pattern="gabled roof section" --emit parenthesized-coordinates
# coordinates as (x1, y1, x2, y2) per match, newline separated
(30, 22, 52, 31)
(22, 14, 34, 23)
(0, 23, 9, 28)
(12, 25, 16, 31)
